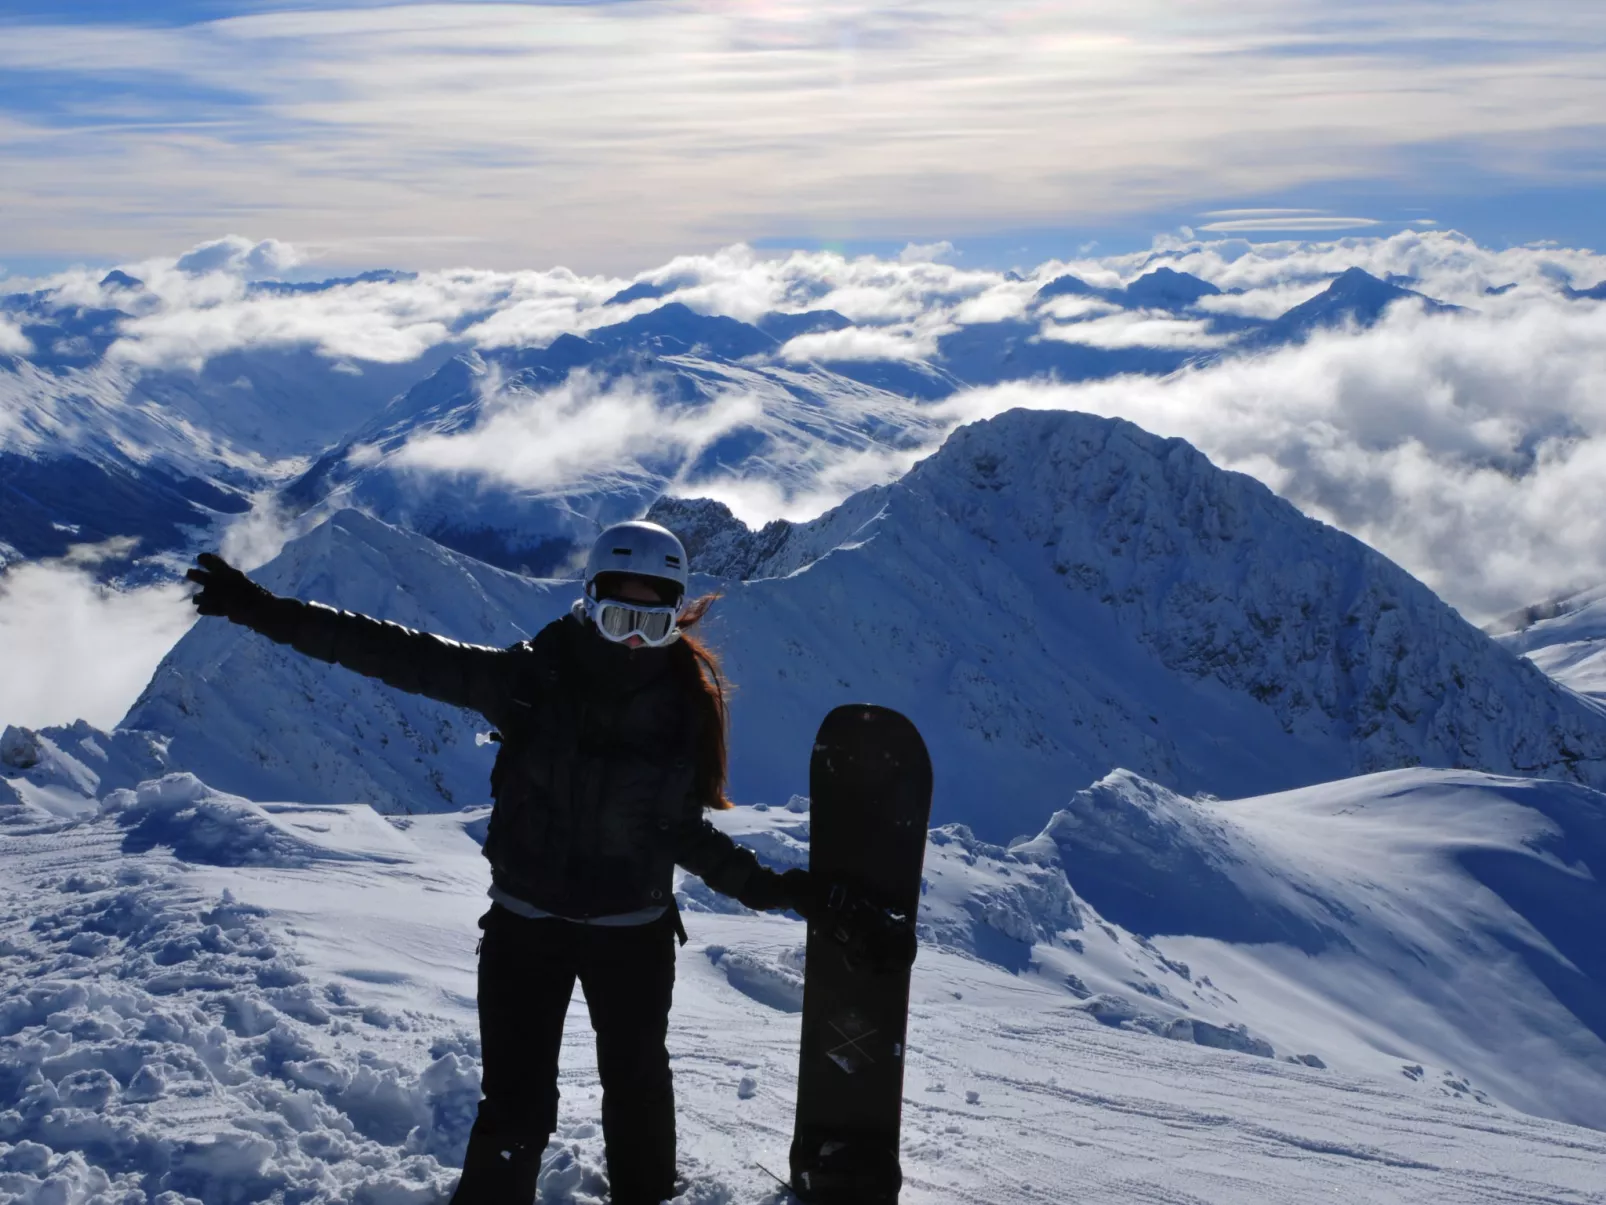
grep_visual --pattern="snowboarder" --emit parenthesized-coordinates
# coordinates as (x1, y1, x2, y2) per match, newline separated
(186, 520, 867, 1205)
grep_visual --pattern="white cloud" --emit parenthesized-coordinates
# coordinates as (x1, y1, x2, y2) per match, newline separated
(1200, 208, 1329, 220)
(3, 4, 1602, 269)
(1198, 217, 1382, 233)
(1129, 229, 1604, 308)
(1037, 312, 1230, 350)
(1192, 281, 1331, 319)
(174, 235, 302, 278)
(951, 285, 1033, 325)
(928, 298, 1606, 623)
(111, 287, 454, 370)
(218, 497, 304, 573)
(0, 317, 32, 356)
(388, 369, 764, 494)
(779, 325, 941, 363)
(685, 442, 928, 529)
(1036, 295, 1121, 321)
(899, 241, 956, 265)
(0, 560, 194, 730)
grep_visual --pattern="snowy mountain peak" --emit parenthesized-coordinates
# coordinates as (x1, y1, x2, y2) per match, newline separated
(98, 270, 145, 292)
(587, 302, 778, 360)
(1246, 267, 1458, 346)
(1120, 267, 1222, 309)
(642, 407, 1606, 830)
(1032, 267, 1220, 312)
(643, 495, 797, 580)
(1033, 273, 1101, 302)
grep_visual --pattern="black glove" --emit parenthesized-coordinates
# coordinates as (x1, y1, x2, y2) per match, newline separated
(740, 871, 917, 970)
(816, 879, 919, 973)
(186, 552, 274, 622)
(742, 867, 815, 916)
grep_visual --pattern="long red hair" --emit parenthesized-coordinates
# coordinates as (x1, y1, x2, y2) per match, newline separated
(671, 593, 732, 809)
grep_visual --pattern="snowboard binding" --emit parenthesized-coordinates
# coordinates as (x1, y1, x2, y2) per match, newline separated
(789, 1130, 903, 1204)
(819, 880, 918, 974)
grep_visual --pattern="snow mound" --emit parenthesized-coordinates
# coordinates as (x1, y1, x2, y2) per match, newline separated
(1035, 767, 1606, 1128)
(1036, 770, 1344, 953)
(0, 813, 476, 1203)
(109, 774, 414, 868)
(703, 945, 806, 1014)
(0, 720, 170, 820)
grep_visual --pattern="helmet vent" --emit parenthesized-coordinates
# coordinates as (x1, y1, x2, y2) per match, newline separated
(612, 547, 632, 555)
(665, 555, 681, 566)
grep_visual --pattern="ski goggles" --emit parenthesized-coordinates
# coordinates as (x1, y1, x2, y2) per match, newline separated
(583, 594, 683, 647)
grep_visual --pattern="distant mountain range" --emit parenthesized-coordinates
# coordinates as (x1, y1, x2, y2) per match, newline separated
(2, 264, 1481, 577)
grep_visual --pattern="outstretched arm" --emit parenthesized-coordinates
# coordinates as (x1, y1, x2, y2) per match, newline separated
(187, 552, 510, 719)
(674, 817, 813, 915)
(676, 817, 918, 969)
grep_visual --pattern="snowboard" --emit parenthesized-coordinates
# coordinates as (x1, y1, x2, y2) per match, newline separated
(790, 705, 932, 1204)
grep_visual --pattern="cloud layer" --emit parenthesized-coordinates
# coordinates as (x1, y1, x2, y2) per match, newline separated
(0, 557, 195, 730)
(386, 368, 764, 495)
(10, 228, 1606, 636)
(0, 2, 1603, 268)
(927, 299, 1606, 623)
(368, 230, 1606, 623)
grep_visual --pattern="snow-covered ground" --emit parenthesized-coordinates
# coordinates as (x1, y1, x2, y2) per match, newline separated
(8, 232, 1606, 1204)
(1495, 584, 1606, 702)
(3, 763, 1603, 1204)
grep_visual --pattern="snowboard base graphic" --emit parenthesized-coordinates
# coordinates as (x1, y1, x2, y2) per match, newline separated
(790, 705, 932, 1204)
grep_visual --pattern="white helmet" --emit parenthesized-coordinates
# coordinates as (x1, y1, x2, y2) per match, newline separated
(584, 520, 689, 599)
(579, 521, 690, 647)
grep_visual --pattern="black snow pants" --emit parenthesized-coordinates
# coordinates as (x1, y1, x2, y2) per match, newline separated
(450, 903, 679, 1205)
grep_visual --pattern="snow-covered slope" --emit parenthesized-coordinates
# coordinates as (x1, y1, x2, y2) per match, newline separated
(1240, 267, 1459, 349)
(662, 408, 1606, 838)
(0, 341, 452, 567)
(1, 764, 1602, 1203)
(1493, 584, 1606, 701)
(110, 409, 1606, 849)
(1024, 768, 1606, 1129)
(278, 305, 949, 574)
(121, 509, 569, 813)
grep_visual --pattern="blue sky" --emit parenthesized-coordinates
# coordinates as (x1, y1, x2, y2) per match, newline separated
(1, 1, 1603, 275)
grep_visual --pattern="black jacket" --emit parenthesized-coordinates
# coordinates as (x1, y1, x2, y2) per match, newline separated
(237, 595, 783, 918)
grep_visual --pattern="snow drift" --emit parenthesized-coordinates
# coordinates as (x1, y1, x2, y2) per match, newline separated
(1, 758, 1603, 1205)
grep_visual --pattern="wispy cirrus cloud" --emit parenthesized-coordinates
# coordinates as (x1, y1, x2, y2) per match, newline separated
(0, 2, 1604, 270)
(1198, 216, 1385, 233)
